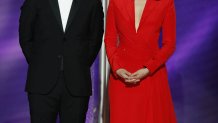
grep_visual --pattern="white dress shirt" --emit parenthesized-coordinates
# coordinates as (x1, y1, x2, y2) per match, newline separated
(58, 0, 73, 32)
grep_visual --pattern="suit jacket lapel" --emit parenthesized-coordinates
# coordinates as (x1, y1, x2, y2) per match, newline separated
(65, 0, 80, 33)
(49, 0, 64, 33)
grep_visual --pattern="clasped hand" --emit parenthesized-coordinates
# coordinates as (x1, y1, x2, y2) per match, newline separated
(116, 68, 150, 84)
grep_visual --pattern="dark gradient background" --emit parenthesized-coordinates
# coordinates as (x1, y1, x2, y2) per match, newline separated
(0, 0, 218, 123)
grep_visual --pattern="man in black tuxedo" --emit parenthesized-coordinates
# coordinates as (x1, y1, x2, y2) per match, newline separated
(19, 0, 104, 122)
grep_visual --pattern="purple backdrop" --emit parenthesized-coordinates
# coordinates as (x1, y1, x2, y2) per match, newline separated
(0, 0, 218, 123)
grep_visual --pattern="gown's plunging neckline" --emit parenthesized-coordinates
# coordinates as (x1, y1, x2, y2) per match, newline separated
(133, 0, 147, 33)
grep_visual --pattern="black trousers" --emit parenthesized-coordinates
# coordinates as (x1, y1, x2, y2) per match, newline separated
(27, 70, 90, 123)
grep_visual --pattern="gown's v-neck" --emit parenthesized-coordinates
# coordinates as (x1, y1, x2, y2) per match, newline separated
(133, 0, 147, 33)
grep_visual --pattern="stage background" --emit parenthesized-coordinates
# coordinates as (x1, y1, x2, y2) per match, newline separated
(0, 0, 218, 123)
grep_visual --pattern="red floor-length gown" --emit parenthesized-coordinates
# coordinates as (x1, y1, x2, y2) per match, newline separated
(104, 0, 177, 122)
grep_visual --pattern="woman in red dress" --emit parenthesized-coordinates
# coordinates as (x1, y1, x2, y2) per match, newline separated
(104, 0, 177, 122)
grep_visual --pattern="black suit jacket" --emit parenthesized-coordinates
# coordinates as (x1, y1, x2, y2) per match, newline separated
(19, 0, 104, 96)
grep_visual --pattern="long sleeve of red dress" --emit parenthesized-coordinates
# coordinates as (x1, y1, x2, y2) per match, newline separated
(144, 0, 176, 74)
(104, 0, 121, 78)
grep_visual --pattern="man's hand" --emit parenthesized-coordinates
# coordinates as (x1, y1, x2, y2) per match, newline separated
(127, 68, 150, 84)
